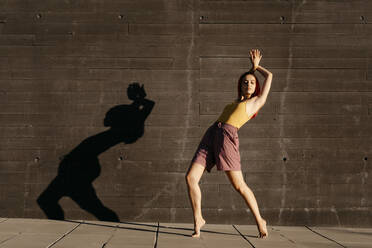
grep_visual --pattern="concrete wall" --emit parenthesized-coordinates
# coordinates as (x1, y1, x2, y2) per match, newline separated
(1, 0, 371, 226)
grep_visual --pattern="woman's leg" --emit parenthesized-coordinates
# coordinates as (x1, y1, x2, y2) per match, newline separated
(185, 162, 206, 237)
(225, 170, 268, 238)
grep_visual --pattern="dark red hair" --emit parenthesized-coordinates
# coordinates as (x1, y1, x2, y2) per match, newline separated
(237, 71, 261, 119)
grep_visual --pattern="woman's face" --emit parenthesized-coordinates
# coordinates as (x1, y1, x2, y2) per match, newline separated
(242, 74, 256, 98)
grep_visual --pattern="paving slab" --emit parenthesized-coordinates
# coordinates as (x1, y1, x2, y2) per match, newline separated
(0, 218, 371, 248)
(51, 220, 117, 248)
(234, 224, 298, 248)
(157, 223, 202, 248)
(266, 226, 344, 248)
(0, 218, 78, 248)
(0, 218, 76, 234)
(105, 221, 157, 248)
(0, 233, 19, 246)
(311, 226, 372, 248)
(158, 223, 254, 248)
(199, 224, 251, 248)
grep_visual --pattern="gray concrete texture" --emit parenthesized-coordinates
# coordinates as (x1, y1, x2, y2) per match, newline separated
(0, 218, 372, 248)
(0, 0, 371, 226)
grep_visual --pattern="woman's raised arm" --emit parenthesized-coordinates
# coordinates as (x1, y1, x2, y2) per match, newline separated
(255, 65, 273, 107)
(248, 49, 273, 110)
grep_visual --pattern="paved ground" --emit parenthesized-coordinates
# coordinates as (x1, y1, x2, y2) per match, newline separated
(0, 218, 371, 247)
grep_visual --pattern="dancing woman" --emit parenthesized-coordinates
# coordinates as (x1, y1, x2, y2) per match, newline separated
(185, 49, 272, 238)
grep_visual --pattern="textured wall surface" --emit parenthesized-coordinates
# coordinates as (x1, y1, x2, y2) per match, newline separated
(0, 0, 371, 226)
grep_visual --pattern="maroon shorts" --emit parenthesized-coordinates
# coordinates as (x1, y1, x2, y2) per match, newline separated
(191, 122, 241, 172)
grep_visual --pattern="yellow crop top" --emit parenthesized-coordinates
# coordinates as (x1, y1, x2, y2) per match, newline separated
(216, 100, 256, 129)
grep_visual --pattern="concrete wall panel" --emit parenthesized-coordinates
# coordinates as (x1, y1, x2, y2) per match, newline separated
(0, 0, 371, 226)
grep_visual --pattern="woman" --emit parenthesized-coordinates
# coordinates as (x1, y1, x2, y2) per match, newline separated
(185, 49, 272, 238)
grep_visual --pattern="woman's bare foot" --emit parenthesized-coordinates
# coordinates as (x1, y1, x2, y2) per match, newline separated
(257, 218, 268, 238)
(191, 218, 206, 238)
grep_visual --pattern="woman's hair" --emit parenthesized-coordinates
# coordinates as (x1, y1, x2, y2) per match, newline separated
(237, 70, 261, 119)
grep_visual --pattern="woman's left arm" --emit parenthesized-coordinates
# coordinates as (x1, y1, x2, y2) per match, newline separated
(254, 65, 273, 108)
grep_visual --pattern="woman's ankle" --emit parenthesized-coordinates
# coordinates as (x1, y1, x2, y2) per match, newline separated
(256, 216, 264, 224)
(194, 216, 205, 223)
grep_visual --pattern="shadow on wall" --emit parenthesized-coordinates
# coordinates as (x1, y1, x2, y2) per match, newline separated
(37, 83, 155, 222)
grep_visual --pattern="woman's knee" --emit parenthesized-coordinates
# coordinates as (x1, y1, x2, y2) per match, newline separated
(232, 182, 248, 194)
(186, 173, 199, 185)
(226, 171, 246, 193)
(185, 163, 204, 185)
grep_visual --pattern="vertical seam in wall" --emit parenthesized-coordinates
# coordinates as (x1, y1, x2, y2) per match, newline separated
(278, 0, 308, 225)
(23, 161, 33, 218)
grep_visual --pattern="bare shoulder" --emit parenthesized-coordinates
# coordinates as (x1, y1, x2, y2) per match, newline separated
(245, 96, 264, 116)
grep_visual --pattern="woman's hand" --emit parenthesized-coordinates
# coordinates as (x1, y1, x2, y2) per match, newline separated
(249, 49, 262, 70)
